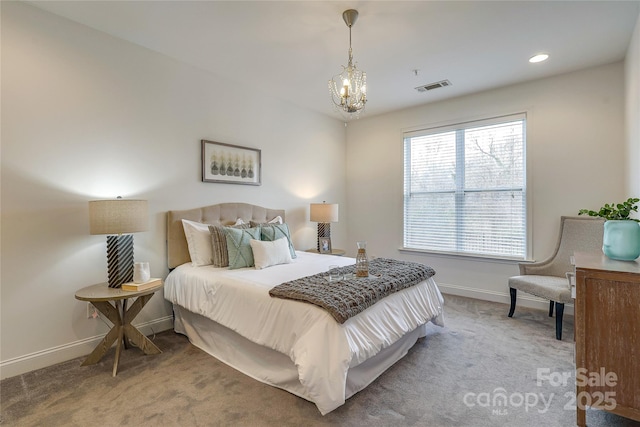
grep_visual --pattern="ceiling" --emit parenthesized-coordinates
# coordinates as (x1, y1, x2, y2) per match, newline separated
(28, 0, 640, 121)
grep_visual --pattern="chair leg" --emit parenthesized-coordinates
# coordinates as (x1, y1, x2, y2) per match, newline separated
(555, 302, 565, 340)
(549, 300, 554, 317)
(508, 288, 517, 317)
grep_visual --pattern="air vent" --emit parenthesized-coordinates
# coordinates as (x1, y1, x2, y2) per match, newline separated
(415, 80, 452, 92)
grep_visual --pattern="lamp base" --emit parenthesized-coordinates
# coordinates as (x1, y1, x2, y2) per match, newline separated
(106, 235, 135, 288)
(316, 223, 331, 252)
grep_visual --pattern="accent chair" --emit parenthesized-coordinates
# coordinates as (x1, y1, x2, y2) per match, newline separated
(508, 216, 604, 340)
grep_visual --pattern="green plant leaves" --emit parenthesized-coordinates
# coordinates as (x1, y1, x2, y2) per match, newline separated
(578, 197, 640, 222)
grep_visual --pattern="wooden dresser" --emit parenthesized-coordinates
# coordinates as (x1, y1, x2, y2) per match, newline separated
(574, 252, 640, 426)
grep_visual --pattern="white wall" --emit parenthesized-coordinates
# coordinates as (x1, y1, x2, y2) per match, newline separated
(345, 63, 626, 305)
(626, 13, 640, 200)
(0, 2, 346, 378)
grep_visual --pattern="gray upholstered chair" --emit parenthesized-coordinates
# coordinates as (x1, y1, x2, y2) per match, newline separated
(508, 216, 604, 340)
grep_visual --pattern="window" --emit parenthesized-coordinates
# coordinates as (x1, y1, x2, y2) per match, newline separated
(403, 114, 527, 259)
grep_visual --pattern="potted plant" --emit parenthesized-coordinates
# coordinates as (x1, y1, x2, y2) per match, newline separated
(579, 197, 640, 261)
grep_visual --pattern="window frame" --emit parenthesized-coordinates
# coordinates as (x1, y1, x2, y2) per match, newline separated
(402, 112, 531, 261)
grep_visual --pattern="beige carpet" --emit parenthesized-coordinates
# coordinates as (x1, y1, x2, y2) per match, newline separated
(1, 294, 638, 427)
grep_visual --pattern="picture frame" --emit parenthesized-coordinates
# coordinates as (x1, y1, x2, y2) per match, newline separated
(202, 140, 261, 185)
(319, 237, 332, 254)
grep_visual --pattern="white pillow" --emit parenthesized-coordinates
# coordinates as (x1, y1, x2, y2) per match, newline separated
(234, 218, 246, 225)
(268, 216, 283, 224)
(182, 219, 214, 267)
(250, 237, 292, 270)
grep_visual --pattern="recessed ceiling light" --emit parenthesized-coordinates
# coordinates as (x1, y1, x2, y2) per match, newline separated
(529, 53, 549, 63)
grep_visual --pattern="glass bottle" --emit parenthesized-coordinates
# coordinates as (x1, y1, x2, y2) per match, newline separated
(356, 241, 369, 277)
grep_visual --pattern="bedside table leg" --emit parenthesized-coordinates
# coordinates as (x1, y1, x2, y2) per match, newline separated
(112, 324, 125, 376)
(111, 301, 125, 376)
(81, 300, 121, 366)
(122, 294, 161, 355)
(121, 299, 130, 350)
(81, 325, 119, 366)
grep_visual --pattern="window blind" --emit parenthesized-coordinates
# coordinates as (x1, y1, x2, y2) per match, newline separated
(403, 114, 527, 259)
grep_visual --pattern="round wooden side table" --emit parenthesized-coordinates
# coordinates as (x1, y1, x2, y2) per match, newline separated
(75, 281, 163, 376)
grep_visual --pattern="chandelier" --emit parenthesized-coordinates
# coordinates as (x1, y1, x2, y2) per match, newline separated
(328, 9, 367, 119)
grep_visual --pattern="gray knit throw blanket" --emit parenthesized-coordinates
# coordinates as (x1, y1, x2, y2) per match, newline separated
(269, 258, 436, 324)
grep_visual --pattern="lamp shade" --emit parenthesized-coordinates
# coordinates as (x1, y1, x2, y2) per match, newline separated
(89, 199, 148, 235)
(310, 203, 339, 223)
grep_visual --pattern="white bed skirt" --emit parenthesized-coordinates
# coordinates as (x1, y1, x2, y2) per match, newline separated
(173, 304, 429, 413)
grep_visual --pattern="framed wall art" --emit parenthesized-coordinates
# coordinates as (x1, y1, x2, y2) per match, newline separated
(202, 140, 261, 185)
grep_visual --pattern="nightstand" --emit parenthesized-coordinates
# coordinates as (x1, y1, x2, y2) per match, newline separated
(75, 281, 163, 376)
(306, 249, 346, 256)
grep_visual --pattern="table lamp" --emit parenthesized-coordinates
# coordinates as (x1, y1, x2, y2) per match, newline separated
(310, 202, 339, 251)
(89, 197, 148, 288)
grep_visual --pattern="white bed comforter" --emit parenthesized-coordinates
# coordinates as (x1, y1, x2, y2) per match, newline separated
(164, 251, 444, 414)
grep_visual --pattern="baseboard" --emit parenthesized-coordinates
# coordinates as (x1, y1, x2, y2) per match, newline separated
(0, 316, 174, 380)
(437, 282, 575, 315)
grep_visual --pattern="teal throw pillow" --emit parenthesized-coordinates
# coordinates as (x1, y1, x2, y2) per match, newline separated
(260, 223, 297, 259)
(224, 226, 261, 269)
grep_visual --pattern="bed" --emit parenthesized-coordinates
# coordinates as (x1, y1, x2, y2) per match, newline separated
(164, 203, 444, 415)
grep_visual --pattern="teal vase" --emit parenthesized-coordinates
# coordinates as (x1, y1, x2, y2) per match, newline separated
(602, 220, 640, 261)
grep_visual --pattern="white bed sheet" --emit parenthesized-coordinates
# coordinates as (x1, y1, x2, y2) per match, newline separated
(165, 251, 444, 414)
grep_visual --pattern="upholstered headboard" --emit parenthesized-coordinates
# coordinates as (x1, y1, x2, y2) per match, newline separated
(167, 202, 285, 269)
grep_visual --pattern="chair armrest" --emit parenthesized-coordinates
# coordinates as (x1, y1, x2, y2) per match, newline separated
(518, 259, 555, 276)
